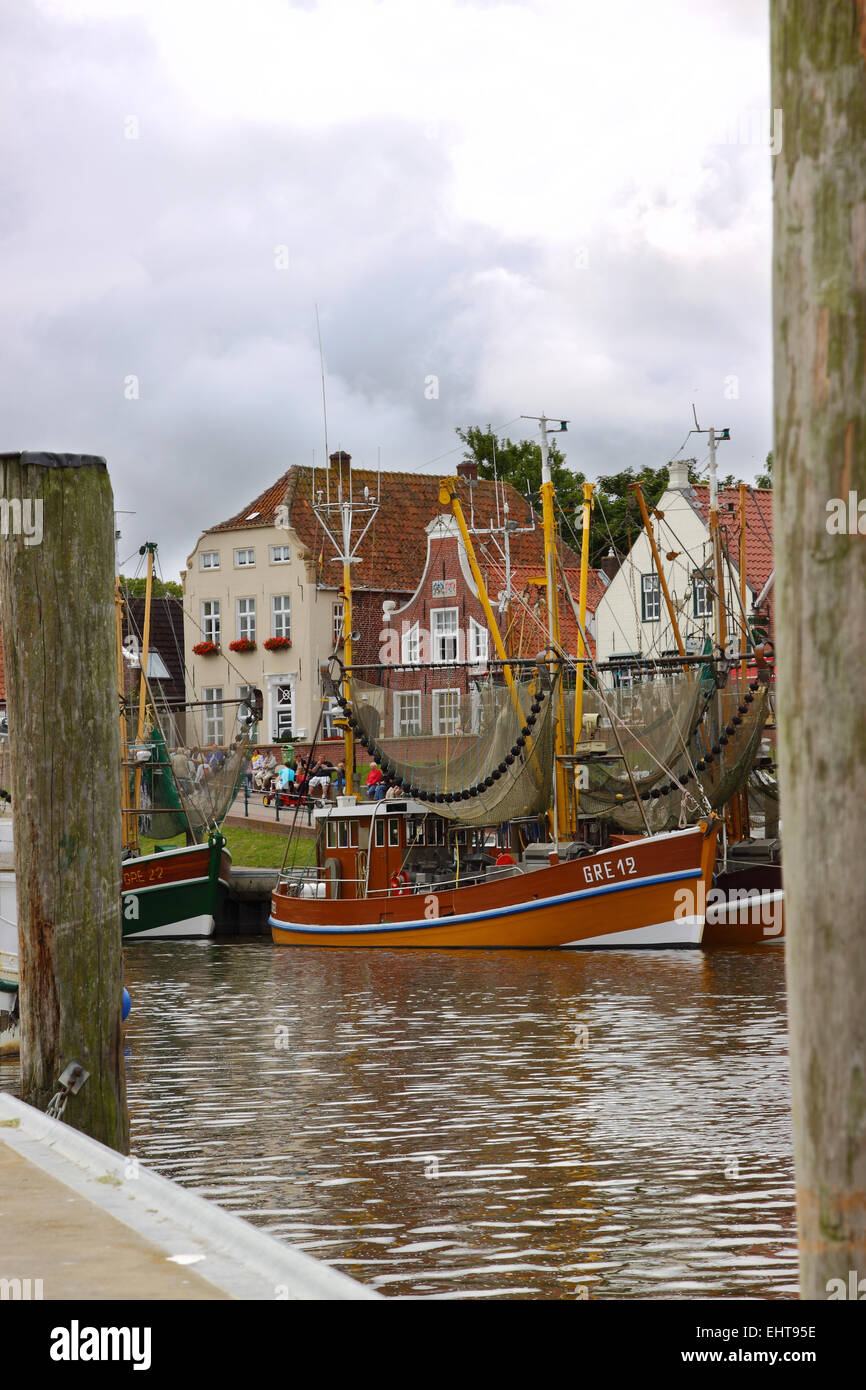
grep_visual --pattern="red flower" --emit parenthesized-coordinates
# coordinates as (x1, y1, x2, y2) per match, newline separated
(193, 640, 220, 656)
(229, 639, 257, 653)
(264, 636, 292, 651)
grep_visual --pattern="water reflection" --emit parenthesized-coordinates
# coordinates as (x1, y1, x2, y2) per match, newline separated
(1, 943, 797, 1299)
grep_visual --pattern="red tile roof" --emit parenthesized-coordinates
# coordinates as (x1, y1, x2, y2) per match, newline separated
(495, 563, 605, 659)
(203, 464, 582, 594)
(688, 485, 774, 597)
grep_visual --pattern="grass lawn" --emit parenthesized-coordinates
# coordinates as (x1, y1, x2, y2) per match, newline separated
(139, 827, 316, 869)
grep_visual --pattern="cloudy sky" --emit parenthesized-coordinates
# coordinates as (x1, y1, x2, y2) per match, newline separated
(1, 0, 773, 578)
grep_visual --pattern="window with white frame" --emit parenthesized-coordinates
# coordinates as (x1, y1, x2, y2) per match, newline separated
(431, 608, 459, 663)
(200, 551, 220, 570)
(269, 544, 291, 564)
(395, 691, 422, 737)
(271, 594, 291, 640)
(469, 617, 489, 664)
(236, 597, 256, 642)
(202, 687, 224, 744)
(401, 621, 420, 663)
(332, 602, 344, 649)
(201, 599, 220, 644)
(433, 688, 460, 735)
(641, 574, 661, 622)
(234, 547, 255, 567)
(692, 577, 711, 618)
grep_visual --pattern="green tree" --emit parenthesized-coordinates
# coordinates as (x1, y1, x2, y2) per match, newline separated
(756, 450, 773, 489)
(456, 424, 586, 517)
(119, 574, 183, 600)
(590, 465, 675, 565)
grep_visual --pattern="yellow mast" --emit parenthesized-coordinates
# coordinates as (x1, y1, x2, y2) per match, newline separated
(708, 427, 728, 656)
(534, 417, 568, 842)
(572, 481, 594, 819)
(130, 542, 155, 854)
(438, 479, 514, 682)
(115, 577, 134, 853)
(738, 482, 748, 685)
(342, 556, 354, 796)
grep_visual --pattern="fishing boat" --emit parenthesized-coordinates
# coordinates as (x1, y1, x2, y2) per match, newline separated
(117, 545, 260, 939)
(270, 799, 718, 948)
(271, 425, 723, 950)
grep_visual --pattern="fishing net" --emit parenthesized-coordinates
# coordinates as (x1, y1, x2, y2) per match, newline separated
(567, 670, 710, 815)
(582, 682, 771, 832)
(123, 689, 258, 841)
(345, 666, 557, 828)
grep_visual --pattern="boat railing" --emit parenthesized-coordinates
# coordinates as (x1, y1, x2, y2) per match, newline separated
(276, 861, 527, 900)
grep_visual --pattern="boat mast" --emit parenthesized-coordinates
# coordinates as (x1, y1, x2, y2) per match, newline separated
(634, 483, 688, 658)
(131, 542, 156, 854)
(708, 427, 728, 657)
(311, 465, 379, 798)
(115, 578, 135, 853)
(572, 481, 594, 819)
(523, 414, 569, 843)
(738, 482, 749, 684)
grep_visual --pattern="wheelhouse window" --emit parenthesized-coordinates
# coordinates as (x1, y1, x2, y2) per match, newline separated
(201, 599, 220, 644)
(234, 548, 255, 568)
(269, 544, 291, 564)
(202, 688, 224, 744)
(374, 819, 385, 847)
(388, 818, 400, 847)
(236, 597, 256, 642)
(200, 550, 220, 570)
(692, 577, 711, 618)
(641, 574, 661, 623)
(395, 690, 422, 737)
(433, 688, 460, 736)
(431, 608, 459, 663)
(271, 594, 291, 640)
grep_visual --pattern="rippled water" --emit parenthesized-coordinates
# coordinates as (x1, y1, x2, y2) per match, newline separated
(127, 943, 798, 1298)
(2, 942, 797, 1299)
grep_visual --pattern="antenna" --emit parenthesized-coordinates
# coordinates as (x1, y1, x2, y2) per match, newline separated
(316, 303, 330, 505)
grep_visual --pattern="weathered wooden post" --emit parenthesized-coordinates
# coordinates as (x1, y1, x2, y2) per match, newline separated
(771, 4, 866, 1298)
(0, 452, 128, 1151)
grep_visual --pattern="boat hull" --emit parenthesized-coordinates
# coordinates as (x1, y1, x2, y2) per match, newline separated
(270, 824, 718, 949)
(702, 864, 785, 946)
(121, 838, 230, 940)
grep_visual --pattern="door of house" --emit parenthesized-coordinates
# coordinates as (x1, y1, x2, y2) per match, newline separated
(275, 682, 294, 740)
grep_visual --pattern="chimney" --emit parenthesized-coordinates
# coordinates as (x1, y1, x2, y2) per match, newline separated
(329, 450, 352, 491)
(667, 459, 691, 490)
(456, 459, 478, 483)
(600, 547, 621, 582)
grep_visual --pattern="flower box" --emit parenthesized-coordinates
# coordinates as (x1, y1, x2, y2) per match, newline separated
(229, 639, 257, 653)
(193, 641, 220, 656)
(264, 636, 292, 652)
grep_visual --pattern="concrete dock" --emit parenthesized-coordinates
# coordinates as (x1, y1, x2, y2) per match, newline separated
(0, 1093, 380, 1301)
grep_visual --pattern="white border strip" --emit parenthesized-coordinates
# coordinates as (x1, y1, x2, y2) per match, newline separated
(0, 1094, 380, 1301)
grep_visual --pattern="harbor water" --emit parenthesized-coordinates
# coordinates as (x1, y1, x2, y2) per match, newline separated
(1, 942, 797, 1299)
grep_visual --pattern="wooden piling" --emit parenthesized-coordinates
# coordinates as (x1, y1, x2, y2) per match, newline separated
(0, 452, 128, 1152)
(771, 3, 866, 1298)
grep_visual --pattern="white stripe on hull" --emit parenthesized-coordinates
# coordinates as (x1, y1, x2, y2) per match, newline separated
(705, 889, 785, 926)
(565, 915, 704, 948)
(125, 913, 215, 940)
